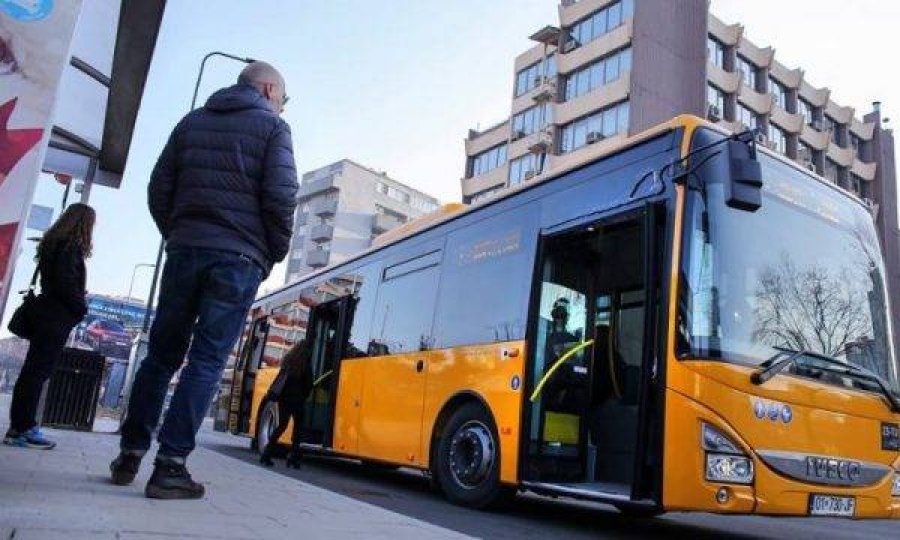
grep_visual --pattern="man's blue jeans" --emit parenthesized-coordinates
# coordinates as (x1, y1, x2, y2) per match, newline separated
(121, 247, 262, 458)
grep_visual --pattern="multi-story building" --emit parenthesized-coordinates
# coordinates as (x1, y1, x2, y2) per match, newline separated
(285, 159, 440, 283)
(461, 0, 899, 355)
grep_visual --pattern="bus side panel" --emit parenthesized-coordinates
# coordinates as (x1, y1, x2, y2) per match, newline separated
(332, 358, 365, 455)
(420, 341, 526, 484)
(356, 352, 429, 466)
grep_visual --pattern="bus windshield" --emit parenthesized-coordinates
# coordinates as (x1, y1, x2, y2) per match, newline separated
(679, 151, 899, 393)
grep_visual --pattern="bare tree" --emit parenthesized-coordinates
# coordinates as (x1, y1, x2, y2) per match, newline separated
(752, 254, 870, 357)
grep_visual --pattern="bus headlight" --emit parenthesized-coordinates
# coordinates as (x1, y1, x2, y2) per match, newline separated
(892, 473, 900, 497)
(706, 454, 754, 484)
(702, 422, 754, 485)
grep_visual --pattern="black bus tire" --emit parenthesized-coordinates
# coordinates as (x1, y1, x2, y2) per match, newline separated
(254, 398, 279, 455)
(433, 402, 513, 509)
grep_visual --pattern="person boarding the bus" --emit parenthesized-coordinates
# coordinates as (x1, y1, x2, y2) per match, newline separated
(259, 337, 314, 468)
(110, 61, 298, 499)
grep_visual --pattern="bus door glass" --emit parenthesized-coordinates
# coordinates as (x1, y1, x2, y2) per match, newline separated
(526, 212, 650, 496)
(297, 295, 355, 447)
(232, 316, 269, 434)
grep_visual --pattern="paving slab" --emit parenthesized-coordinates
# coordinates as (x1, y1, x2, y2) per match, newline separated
(0, 395, 470, 539)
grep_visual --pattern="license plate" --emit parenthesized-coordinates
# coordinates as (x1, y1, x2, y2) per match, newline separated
(809, 494, 856, 517)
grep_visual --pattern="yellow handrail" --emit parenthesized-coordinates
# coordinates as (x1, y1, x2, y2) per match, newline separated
(313, 370, 333, 388)
(529, 339, 595, 402)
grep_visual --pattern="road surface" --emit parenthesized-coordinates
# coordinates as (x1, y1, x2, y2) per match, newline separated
(203, 438, 898, 540)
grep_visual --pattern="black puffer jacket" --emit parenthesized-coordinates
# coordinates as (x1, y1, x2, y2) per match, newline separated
(148, 83, 299, 275)
(38, 239, 87, 320)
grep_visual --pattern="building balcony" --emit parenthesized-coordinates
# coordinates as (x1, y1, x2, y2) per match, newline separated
(825, 100, 854, 125)
(465, 121, 509, 158)
(798, 79, 830, 108)
(851, 158, 877, 182)
(461, 164, 509, 201)
(556, 19, 633, 76)
(508, 129, 554, 162)
(309, 224, 333, 243)
(799, 123, 830, 151)
(372, 213, 403, 235)
(306, 249, 330, 268)
(553, 73, 630, 126)
(707, 62, 741, 94)
(297, 175, 338, 200)
(737, 84, 774, 115)
(826, 142, 854, 168)
(770, 106, 804, 134)
(310, 198, 337, 217)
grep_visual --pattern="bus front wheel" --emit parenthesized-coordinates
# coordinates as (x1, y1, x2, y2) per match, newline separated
(433, 402, 513, 509)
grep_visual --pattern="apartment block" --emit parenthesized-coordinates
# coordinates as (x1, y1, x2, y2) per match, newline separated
(285, 160, 440, 284)
(461, 0, 898, 354)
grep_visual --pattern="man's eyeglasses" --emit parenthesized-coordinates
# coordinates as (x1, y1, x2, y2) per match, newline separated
(282, 95, 290, 106)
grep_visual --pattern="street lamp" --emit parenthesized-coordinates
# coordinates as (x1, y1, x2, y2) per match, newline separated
(139, 51, 255, 336)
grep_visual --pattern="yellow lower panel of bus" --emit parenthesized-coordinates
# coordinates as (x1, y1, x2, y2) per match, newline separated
(334, 341, 526, 483)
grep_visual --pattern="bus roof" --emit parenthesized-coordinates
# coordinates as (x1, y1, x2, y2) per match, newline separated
(257, 114, 869, 306)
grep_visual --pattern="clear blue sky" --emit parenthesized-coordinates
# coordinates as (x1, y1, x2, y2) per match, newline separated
(4, 0, 899, 329)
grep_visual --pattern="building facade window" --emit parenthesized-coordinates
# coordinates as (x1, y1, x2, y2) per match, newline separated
(768, 123, 787, 154)
(736, 55, 757, 89)
(707, 36, 725, 68)
(468, 187, 503, 204)
(824, 115, 843, 146)
(514, 55, 557, 97)
(798, 141, 815, 166)
(508, 153, 537, 186)
(559, 101, 630, 154)
(564, 48, 631, 101)
(849, 174, 862, 196)
(512, 102, 553, 137)
(824, 158, 839, 183)
(850, 133, 863, 158)
(706, 83, 725, 119)
(799, 98, 815, 126)
(769, 77, 788, 110)
(737, 103, 757, 129)
(470, 143, 508, 177)
(563, 0, 634, 52)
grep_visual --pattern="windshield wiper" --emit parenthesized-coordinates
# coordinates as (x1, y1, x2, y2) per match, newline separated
(752, 347, 900, 413)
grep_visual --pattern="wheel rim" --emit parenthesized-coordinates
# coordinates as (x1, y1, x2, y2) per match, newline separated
(448, 420, 495, 490)
(258, 403, 278, 451)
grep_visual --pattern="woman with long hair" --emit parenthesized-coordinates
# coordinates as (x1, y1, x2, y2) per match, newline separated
(4, 203, 95, 449)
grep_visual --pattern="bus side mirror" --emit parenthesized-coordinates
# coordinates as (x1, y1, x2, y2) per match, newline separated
(725, 139, 763, 212)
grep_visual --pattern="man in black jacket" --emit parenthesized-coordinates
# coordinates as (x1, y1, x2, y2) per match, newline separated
(111, 62, 298, 499)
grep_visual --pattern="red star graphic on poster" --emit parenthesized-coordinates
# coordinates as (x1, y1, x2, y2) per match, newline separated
(0, 97, 44, 189)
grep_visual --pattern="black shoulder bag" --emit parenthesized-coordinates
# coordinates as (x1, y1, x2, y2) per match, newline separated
(7, 266, 40, 340)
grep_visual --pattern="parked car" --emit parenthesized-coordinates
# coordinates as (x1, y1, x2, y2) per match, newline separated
(85, 319, 132, 358)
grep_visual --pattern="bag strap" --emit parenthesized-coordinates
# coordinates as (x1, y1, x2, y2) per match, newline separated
(27, 265, 39, 292)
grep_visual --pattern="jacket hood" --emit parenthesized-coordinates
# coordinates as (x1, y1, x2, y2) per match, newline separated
(205, 83, 273, 113)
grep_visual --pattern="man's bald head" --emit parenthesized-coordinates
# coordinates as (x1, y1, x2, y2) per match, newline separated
(238, 61, 288, 114)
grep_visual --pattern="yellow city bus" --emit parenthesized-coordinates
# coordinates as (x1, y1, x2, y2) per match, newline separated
(224, 115, 900, 518)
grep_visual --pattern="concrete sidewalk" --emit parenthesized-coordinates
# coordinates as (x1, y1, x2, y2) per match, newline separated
(0, 397, 469, 539)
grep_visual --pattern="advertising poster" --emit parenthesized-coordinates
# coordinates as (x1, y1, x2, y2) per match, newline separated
(0, 0, 83, 313)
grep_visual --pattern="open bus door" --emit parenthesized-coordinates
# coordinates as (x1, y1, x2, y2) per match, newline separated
(523, 202, 664, 511)
(228, 316, 269, 435)
(295, 295, 357, 448)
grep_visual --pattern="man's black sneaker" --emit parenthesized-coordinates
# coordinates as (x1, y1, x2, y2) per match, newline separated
(145, 458, 205, 500)
(110, 452, 142, 486)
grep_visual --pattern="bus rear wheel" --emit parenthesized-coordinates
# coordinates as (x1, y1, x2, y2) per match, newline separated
(254, 399, 280, 455)
(433, 402, 512, 509)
